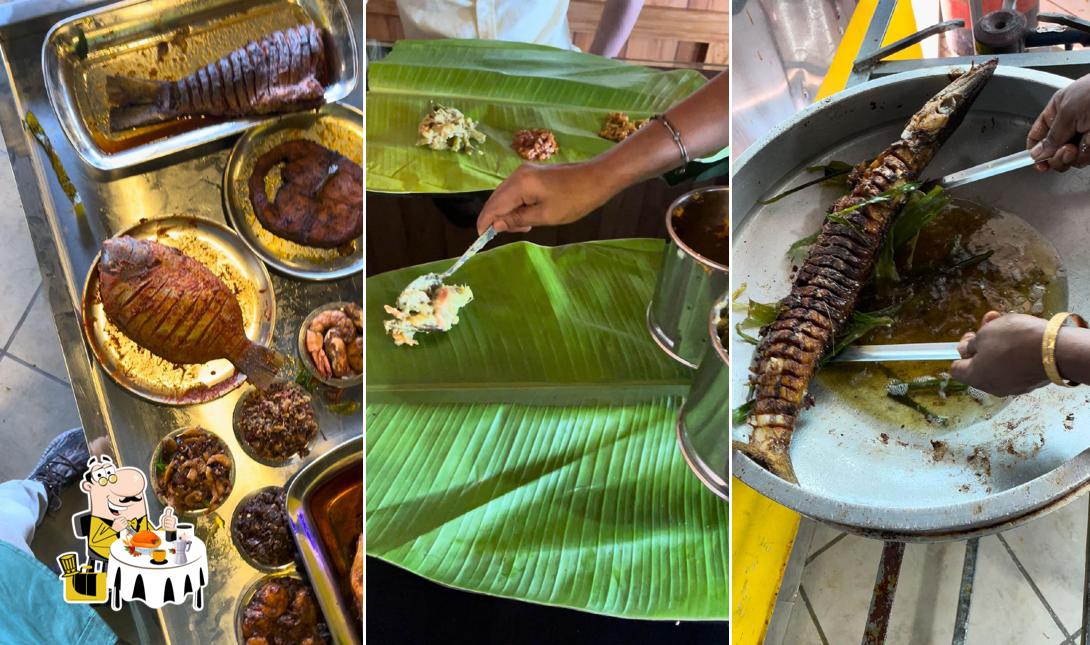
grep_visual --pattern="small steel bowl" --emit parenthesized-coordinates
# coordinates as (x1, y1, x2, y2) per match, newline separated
(235, 571, 329, 645)
(676, 293, 729, 500)
(230, 486, 297, 573)
(150, 427, 236, 516)
(232, 384, 320, 468)
(647, 186, 729, 368)
(297, 301, 363, 389)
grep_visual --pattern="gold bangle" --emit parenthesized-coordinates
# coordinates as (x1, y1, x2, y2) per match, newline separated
(1042, 312, 1088, 387)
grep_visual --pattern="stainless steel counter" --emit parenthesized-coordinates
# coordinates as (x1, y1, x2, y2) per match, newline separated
(0, 2, 363, 643)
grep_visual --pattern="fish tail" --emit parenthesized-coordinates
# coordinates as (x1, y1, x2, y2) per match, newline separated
(234, 342, 288, 391)
(733, 437, 798, 484)
(106, 75, 173, 130)
(734, 439, 797, 484)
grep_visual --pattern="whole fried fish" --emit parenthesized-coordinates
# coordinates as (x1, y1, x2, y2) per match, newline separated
(736, 60, 998, 483)
(248, 140, 362, 248)
(107, 23, 328, 131)
(98, 236, 284, 389)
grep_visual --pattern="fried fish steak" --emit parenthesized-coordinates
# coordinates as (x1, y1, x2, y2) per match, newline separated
(248, 140, 363, 248)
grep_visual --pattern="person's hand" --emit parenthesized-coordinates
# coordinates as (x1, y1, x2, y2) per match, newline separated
(1027, 74, 1090, 172)
(159, 506, 176, 531)
(949, 311, 1049, 396)
(111, 516, 129, 533)
(476, 160, 622, 234)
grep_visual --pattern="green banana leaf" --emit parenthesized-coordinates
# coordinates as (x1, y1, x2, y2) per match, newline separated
(366, 239, 728, 620)
(366, 40, 708, 194)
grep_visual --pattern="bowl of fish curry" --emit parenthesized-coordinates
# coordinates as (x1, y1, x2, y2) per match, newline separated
(731, 64, 1090, 539)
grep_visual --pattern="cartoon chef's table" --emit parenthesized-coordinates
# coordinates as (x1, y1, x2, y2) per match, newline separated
(107, 530, 207, 610)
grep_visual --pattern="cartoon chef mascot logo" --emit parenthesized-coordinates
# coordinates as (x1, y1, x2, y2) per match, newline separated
(57, 456, 209, 611)
(79, 455, 175, 562)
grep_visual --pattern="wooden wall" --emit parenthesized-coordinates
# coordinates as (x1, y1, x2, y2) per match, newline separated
(366, 0, 729, 69)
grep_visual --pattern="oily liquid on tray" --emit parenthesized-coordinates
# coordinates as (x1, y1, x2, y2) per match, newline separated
(70, 1, 311, 154)
(818, 199, 1067, 430)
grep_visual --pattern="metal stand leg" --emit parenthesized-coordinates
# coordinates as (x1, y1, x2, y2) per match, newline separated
(863, 541, 906, 645)
(1082, 502, 1090, 645)
(952, 538, 979, 645)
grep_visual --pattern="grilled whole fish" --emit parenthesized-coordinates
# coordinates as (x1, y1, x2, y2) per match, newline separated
(107, 23, 328, 132)
(736, 60, 998, 483)
(98, 237, 285, 389)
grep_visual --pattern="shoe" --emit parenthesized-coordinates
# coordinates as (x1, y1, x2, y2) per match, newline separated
(28, 428, 90, 513)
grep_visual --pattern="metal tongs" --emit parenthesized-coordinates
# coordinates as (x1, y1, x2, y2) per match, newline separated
(930, 149, 1036, 190)
(831, 342, 960, 363)
(829, 151, 1038, 363)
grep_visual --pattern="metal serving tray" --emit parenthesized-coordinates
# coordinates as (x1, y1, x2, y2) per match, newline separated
(287, 436, 362, 645)
(42, 0, 358, 171)
(731, 65, 1090, 540)
(0, 1, 362, 642)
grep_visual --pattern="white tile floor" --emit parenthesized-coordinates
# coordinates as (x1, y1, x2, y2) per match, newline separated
(0, 137, 139, 640)
(778, 504, 1090, 644)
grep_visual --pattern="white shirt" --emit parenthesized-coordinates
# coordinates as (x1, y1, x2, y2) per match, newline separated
(395, 0, 577, 51)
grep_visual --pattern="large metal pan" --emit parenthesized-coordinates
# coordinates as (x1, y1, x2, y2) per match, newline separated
(731, 65, 1090, 540)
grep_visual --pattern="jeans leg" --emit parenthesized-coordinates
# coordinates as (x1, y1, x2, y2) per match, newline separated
(0, 480, 47, 554)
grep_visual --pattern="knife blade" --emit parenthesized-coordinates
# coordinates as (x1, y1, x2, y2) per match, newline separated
(830, 342, 961, 363)
(935, 149, 1035, 190)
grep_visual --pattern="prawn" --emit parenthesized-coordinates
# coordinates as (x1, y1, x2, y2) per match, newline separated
(307, 309, 354, 378)
(347, 336, 362, 373)
(325, 331, 350, 377)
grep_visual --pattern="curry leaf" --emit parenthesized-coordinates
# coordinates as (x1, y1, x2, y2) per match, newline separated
(829, 181, 922, 218)
(758, 160, 855, 204)
(733, 400, 754, 426)
(786, 231, 820, 263)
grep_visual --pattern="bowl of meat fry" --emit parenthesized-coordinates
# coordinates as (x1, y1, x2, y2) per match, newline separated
(297, 302, 362, 387)
(236, 572, 330, 645)
(151, 427, 235, 516)
(231, 486, 298, 572)
(233, 382, 320, 466)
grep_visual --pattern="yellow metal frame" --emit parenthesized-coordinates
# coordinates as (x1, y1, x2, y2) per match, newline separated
(731, 1, 923, 642)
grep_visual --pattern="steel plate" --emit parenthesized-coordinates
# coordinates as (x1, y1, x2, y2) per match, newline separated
(42, 0, 359, 171)
(223, 102, 363, 281)
(81, 216, 277, 406)
(731, 65, 1090, 539)
(286, 436, 362, 645)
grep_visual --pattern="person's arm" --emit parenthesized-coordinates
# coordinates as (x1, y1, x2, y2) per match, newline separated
(477, 69, 728, 234)
(588, 0, 644, 58)
(948, 310, 1090, 396)
(1054, 327, 1090, 385)
(1026, 73, 1090, 172)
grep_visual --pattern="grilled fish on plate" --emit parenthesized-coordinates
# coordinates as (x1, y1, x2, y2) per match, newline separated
(106, 23, 329, 131)
(98, 236, 285, 389)
(735, 60, 998, 483)
(248, 139, 362, 248)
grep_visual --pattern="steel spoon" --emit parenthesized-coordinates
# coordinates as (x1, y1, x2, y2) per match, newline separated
(392, 226, 497, 330)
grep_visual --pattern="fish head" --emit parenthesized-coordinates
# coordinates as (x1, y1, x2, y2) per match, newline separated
(901, 58, 998, 144)
(100, 236, 155, 278)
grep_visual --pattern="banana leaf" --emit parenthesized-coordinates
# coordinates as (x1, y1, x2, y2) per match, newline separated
(366, 239, 728, 620)
(366, 40, 708, 194)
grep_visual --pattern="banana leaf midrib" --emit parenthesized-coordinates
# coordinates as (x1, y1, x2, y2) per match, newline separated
(366, 382, 691, 404)
(368, 85, 662, 111)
